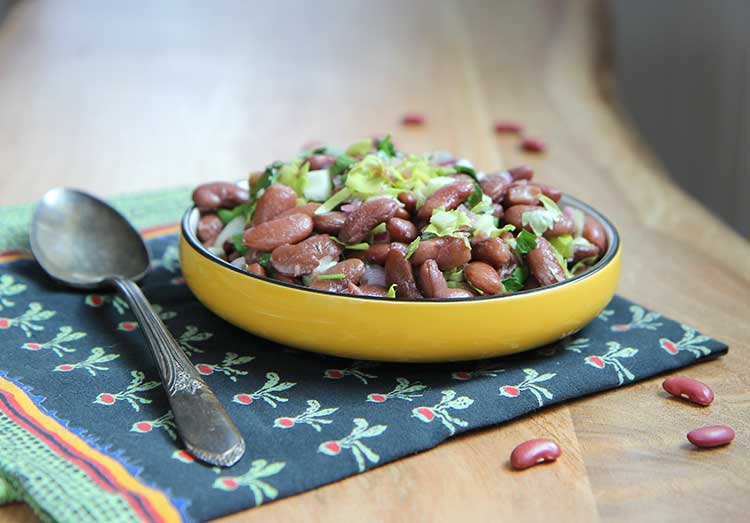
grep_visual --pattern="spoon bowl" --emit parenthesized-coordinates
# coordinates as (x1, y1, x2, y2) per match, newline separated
(31, 188, 149, 288)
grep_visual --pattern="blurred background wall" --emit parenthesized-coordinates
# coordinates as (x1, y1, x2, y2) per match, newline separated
(610, 0, 749, 237)
(0, 0, 746, 237)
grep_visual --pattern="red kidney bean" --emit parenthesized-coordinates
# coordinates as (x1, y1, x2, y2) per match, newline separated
(523, 275, 540, 290)
(311, 259, 366, 292)
(508, 165, 534, 181)
(306, 154, 337, 171)
(345, 282, 364, 295)
(253, 184, 298, 225)
(443, 287, 476, 299)
(192, 182, 249, 209)
(385, 249, 422, 299)
(583, 215, 607, 253)
(544, 214, 575, 237)
(418, 181, 475, 221)
(401, 113, 426, 126)
(387, 217, 418, 243)
(270, 234, 342, 276)
(479, 171, 514, 202)
(389, 242, 409, 256)
(417, 259, 449, 298)
(339, 197, 400, 243)
(393, 207, 411, 220)
(273, 273, 301, 285)
(505, 182, 542, 206)
(471, 238, 511, 269)
(275, 202, 321, 219)
(520, 137, 546, 153)
(687, 425, 735, 448)
(510, 439, 561, 470)
(527, 237, 566, 287)
(494, 121, 523, 134)
(246, 262, 267, 277)
(572, 241, 600, 263)
(492, 203, 504, 219)
(662, 376, 714, 406)
(197, 214, 223, 246)
(313, 211, 347, 235)
(244, 213, 313, 251)
(464, 262, 503, 295)
(360, 284, 388, 296)
(435, 237, 472, 271)
(398, 192, 417, 215)
(529, 182, 562, 202)
(409, 238, 445, 266)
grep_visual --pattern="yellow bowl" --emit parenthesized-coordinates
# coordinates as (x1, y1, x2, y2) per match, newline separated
(179, 195, 621, 362)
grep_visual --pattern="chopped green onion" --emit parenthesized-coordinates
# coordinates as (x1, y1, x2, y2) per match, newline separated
(343, 242, 370, 251)
(386, 284, 397, 298)
(465, 183, 484, 208)
(376, 134, 396, 158)
(405, 237, 421, 260)
(329, 154, 357, 177)
(258, 252, 272, 270)
(453, 163, 477, 179)
(218, 203, 249, 225)
(501, 266, 527, 292)
(251, 162, 282, 198)
(230, 233, 249, 256)
(371, 222, 387, 235)
(317, 273, 347, 281)
(516, 230, 538, 255)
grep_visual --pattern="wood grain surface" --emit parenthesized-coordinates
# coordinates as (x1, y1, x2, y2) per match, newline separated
(0, 1, 748, 522)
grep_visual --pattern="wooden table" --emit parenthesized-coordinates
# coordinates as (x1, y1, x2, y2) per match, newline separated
(1, 1, 748, 521)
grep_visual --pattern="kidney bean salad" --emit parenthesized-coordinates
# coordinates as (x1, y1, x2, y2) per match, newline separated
(191, 136, 608, 299)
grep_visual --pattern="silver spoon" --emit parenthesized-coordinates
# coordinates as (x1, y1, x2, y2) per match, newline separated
(30, 188, 245, 467)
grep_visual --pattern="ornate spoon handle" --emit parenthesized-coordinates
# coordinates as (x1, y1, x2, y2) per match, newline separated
(112, 276, 245, 467)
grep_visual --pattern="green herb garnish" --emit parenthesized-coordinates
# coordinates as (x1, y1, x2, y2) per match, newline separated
(465, 183, 484, 209)
(516, 230, 538, 255)
(453, 163, 477, 179)
(376, 134, 396, 158)
(230, 233, 249, 256)
(501, 266, 527, 292)
(329, 154, 357, 177)
(386, 284, 397, 298)
(218, 203, 250, 225)
(258, 252, 272, 270)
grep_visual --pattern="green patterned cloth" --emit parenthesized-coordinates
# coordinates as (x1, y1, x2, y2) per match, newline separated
(0, 187, 192, 252)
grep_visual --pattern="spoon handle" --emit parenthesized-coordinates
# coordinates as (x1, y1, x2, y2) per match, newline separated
(112, 276, 245, 467)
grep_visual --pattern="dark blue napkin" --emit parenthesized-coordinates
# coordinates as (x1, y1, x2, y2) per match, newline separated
(0, 233, 727, 523)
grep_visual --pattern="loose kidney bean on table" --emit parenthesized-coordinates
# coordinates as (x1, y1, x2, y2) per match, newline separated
(191, 140, 609, 299)
(510, 439, 562, 470)
(687, 425, 735, 448)
(662, 376, 714, 406)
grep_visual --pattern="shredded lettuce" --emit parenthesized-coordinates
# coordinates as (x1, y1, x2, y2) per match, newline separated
(548, 242, 572, 279)
(471, 214, 498, 238)
(315, 187, 351, 215)
(386, 284, 397, 298)
(516, 230, 538, 254)
(548, 234, 574, 260)
(570, 256, 598, 274)
(317, 273, 346, 281)
(567, 207, 585, 237)
(572, 236, 594, 249)
(443, 266, 465, 284)
(405, 237, 421, 260)
(303, 168, 333, 202)
(345, 139, 373, 157)
(521, 194, 563, 236)
(423, 207, 471, 238)
(278, 160, 310, 197)
(471, 193, 494, 215)
(344, 155, 402, 199)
